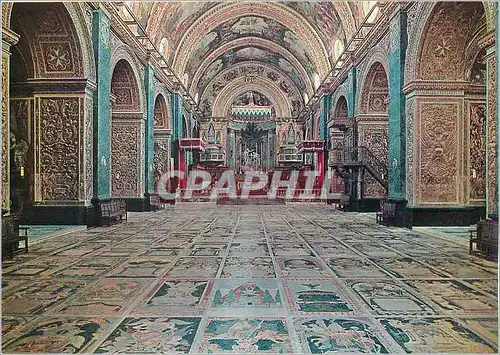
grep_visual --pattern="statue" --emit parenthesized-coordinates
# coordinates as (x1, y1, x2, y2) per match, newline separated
(10, 132, 29, 171)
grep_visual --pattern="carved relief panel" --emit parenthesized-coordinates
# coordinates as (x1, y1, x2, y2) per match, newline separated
(417, 100, 461, 204)
(84, 93, 93, 202)
(487, 55, 496, 212)
(468, 103, 486, 201)
(406, 99, 415, 206)
(35, 96, 82, 201)
(154, 138, 170, 188)
(2, 55, 9, 210)
(111, 121, 142, 197)
(358, 122, 388, 198)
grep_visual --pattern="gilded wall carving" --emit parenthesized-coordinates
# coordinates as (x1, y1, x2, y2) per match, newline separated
(84, 95, 93, 201)
(487, 56, 496, 212)
(358, 123, 388, 198)
(111, 59, 140, 112)
(361, 62, 388, 114)
(406, 100, 415, 205)
(419, 2, 484, 81)
(418, 102, 459, 203)
(469, 103, 486, 200)
(153, 95, 168, 129)
(12, 3, 83, 79)
(111, 122, 141, 197)
(2, 55, 9, 210)
(154, 138, 170, 187)
(363, 172, 386, 198)
(330, 96, 348, 120)
(38, 97, 81, 201)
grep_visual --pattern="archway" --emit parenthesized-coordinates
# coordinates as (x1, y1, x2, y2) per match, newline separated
(153, 93, 170, 188)
(6, 2, 93, 224)
(408, 2, 487, 210)
(329, 95, 348, 151)
(357, 61, 389, 198)
(110, 59, 143, 199)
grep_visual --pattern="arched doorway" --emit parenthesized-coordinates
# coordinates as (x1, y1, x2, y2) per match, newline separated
(110, 58, 144, 204)
(358, 61, 389, 198)
(6, 2, 94, 224)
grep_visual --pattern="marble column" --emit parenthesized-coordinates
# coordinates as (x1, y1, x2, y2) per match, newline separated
(388, 9, 407, 201)
(91, 9, 111, 201)
(347, 67, 356, 117)
(144, 65, 155, 195)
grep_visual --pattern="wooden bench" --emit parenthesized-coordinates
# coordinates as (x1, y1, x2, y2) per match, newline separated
(376, 200, 396, 225)
(470, 219, 498, 259)
(100, 199, 127, 226)
(2, 215, 28, 259)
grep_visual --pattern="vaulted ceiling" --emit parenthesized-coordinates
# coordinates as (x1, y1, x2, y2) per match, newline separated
(129, 1, 376, 117)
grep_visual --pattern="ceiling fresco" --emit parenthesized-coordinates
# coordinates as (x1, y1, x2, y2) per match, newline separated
(200, 62, 304, 118)
(132, 1, 368, 117)
(183, 15, 317, 84)
(197, 45, 308, 96)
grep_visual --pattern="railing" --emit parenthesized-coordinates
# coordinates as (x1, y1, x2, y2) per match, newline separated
(328, 146, 388, 189)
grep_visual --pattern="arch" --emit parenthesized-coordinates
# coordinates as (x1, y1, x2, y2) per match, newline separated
(110, 46, 145, 113)
(189, 37, 314, 97)
(111, 59, 142, 113)
(417, 2, 485, 81)
(355, 48, 389, 116)
(329, 84, 349, 122)
(110, 57, 144, 198)
(199, 61, 303, 110)
(10, 3, 86, 80)
(405, 2, 489, 208)
(332, 95, 348, 120)
(6, 2, 95, 81)
(356, 57, 389, 199)
(7, 2, 93, 206)
(170, 2, 331, 78)
(405, 2, 488, 84)
(211, 77, 292, 118)
(153, 93, 169, 129)
(359, 61, 389, 115)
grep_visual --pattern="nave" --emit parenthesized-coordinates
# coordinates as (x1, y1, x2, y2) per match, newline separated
(2, 205, 498, 354)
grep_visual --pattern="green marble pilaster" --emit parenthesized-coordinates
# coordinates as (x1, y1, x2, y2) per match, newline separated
(230, 129, 236, 169)
(269, 130, 275, 169)
(347, 68, 356, 117)
(171, 92, 182, 168)
(91, 10, 111, 200)
(320, 95, 329, 140)
(144, 65, 155, 194)
(387, 10, 407, 200)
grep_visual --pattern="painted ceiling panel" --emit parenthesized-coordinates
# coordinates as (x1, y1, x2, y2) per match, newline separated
(131, 1, 367, 117)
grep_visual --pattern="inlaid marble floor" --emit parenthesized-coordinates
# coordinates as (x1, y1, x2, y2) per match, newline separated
(2, 205, 498, 354)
